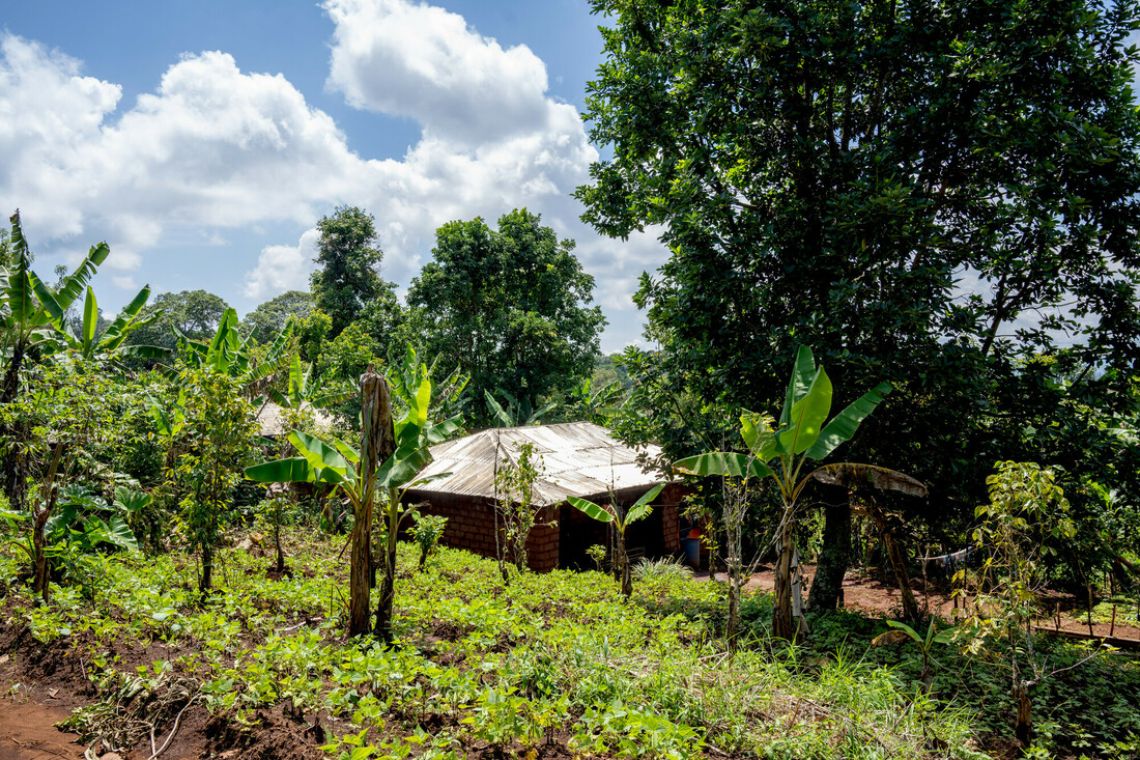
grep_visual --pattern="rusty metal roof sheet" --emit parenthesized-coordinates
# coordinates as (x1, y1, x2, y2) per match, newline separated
(407, 422, 665, 505)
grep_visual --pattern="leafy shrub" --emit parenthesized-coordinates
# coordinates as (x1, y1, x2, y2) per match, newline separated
(411, 512, 448, 570)
(632, 556, 693, 583)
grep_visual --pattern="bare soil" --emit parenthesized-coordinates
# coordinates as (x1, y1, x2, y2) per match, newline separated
(0, 699, 85, 760)
(699, 564, 1140, 644)
(0, 618, 326, 760)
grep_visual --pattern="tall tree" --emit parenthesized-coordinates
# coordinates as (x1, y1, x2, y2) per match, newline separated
(579, 0, 1140, 560)
(406, 209, 606, 427)
(310, 206, 397, 338)
(126, 290, 230, 351)
(242, 290, 313, 345)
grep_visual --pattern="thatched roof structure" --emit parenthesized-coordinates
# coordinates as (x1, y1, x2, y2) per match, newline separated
(407, 422, 665, 506)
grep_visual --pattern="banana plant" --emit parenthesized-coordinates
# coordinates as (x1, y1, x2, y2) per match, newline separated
(484, 389, 559, 427)
(47, 284, 162, 361)
(1, 212, 112, 510)
(1, 211, 109, 405)
(179, 307, 294, 401)
(674, 346, 892, 640)
(876, 619, 959, 683)
(269, 352, 352, 414)
(246, 347, 458, 638)
(567, 377, 623, 425)
(568, 482, 665, 598)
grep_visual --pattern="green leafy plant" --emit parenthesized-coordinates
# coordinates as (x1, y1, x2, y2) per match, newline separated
(568, 483, 665, 598)
(493, 441, 548, 581)
(165, 368, 257, 593)
(956, 461, 1091, 750)
(674, 346, 893, 639)
(484, 389, 558, 427)
(1, 211, 111, 510)
(877, 620, 957, 683)
(177, 307, 294, 402)
(410, 512, 448, 570)
(246, 347, 459, 638)
(48, 284, 159, 361)
(586, 543, 607, 572)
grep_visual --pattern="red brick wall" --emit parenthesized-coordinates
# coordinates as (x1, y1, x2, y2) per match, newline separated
(658, 482, 688, 554)
(404, 483, 690, 572)
(404, 492, 561, 572)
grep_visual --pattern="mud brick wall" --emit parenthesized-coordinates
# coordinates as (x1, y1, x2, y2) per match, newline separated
(658, 482, 688, 555)
(404, 483, 689, 572)
(407, 492, 561, 572)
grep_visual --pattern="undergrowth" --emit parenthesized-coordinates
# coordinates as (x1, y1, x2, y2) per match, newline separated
(0, 534, 1136, 758)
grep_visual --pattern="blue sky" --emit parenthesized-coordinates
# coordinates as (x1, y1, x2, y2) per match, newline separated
(0, 0, 659, 351)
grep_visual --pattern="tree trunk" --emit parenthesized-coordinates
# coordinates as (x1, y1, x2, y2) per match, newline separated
(32, 506, 50, 603)
(807, 488, 851, 612)
(348, 506, 373, 636)
(727, 572, 741, 653)
(772, 515, 797, 640)
(199, 542, 214, 594)
(374, 494, 399, 640)
(1014, 682, 1033, 748)
(349, 366, 393, 637)
(881, 525, 920, 623)
(273, 510, 285, 574)
(1, 340, 28, 510)
(31, 443, 64, 603)
(359, 366, 395, 639)
(618, 531, 632, 598)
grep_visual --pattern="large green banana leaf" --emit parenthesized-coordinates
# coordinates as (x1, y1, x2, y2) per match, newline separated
(673, 452, 772, 480)
(805, 382, 892, 461)
(567, 496, 615, 523)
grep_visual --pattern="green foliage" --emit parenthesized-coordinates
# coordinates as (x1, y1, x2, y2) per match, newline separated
(0, 537, 1024, 759)
(406, 209, 605, 427)
(580, 0, 1140, 588)
(242, 290, 314, 345)
(310, 206, 397, 338)
(483, 388, 558, 427)
(0, 208, 115, 524)
(163, 368, 257, 592)
(246, 346, 459, 637)
(410, 511, 447, 570)
(569, 483, 665, 597)
(493, 441, 545, 579)
(125, 289, 230, 353)
(674, 346, 897, 638)
(632, 557, 693, 584)
(950, 461, 1088, 748)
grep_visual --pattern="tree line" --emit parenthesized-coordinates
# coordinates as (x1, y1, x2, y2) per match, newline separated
(122, 206, 607, 430)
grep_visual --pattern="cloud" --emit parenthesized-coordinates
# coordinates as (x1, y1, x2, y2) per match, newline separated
(325, 0, 552, 146)
(0, 35, 371, 257)
(245, 228, 320, 299)
(0, 3, 671, 352)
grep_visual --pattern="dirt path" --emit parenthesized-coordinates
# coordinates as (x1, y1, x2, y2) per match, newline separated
(698, 565, 1140, 644)
(0, 698, 85, 760)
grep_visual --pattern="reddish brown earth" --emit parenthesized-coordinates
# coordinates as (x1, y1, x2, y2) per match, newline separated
(0, 622, 325, 760)
(698, 564, 1140, 644)
(0, 698, 85, 760)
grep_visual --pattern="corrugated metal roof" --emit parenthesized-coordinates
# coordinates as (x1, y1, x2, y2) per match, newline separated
(407, 422, 665, 505)
(256, 402, 337, 437)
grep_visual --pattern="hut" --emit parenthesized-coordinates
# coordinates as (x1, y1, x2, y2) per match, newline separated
(255, 402, 337, 438)
(403, 422, 685, 571)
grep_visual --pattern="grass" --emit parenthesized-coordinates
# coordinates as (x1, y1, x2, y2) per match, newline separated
(0, 533, 1137, 758)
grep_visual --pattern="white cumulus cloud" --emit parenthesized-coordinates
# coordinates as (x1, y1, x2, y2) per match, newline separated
(325, 0, 552, 146)
(245, 228, 321, 300)
(0, 1, 670, 351)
